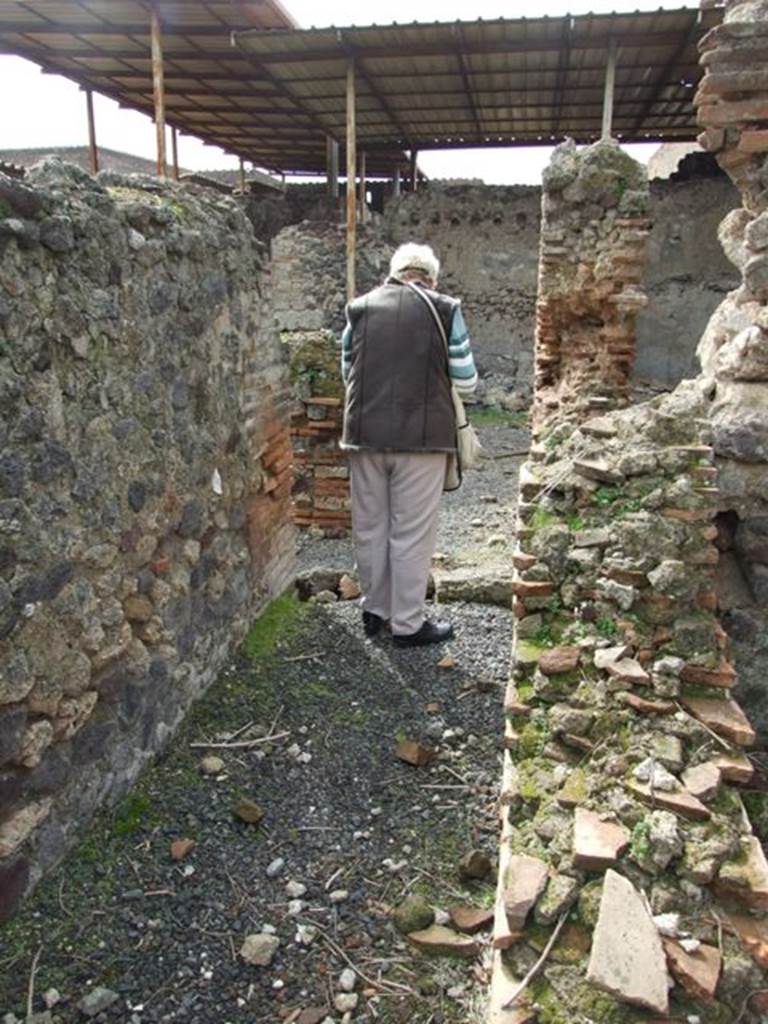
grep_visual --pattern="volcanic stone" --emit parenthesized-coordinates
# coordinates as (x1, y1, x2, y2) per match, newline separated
(240, 933, 280, 966)
(586, 869, 669, 1013)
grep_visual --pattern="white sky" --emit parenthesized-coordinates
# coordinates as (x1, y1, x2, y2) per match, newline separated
(0, 0, 694, 183)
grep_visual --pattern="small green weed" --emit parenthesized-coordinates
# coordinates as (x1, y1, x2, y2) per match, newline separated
(592, 486, 620, 507)
(113, 792, 154, 836)
(596, 618, 619, 640)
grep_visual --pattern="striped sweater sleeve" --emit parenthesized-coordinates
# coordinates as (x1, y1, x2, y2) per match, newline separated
(448, 306, 478, 397)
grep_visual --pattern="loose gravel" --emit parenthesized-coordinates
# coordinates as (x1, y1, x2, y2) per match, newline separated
(0, 416, 525, 1024)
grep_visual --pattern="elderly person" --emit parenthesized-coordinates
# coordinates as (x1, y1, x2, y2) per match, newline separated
(340, 243, 478, 647)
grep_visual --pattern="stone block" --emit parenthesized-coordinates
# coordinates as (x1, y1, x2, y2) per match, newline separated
(587, 869, 669, 1013)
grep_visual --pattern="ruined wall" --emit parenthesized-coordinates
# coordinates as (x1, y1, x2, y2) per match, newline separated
(694, 0, 768, 740)
(0, 160, 294, 917)
(532, 139, 651, 433)
(269, 179, 736, 402)
(488, 5, 768, 1017)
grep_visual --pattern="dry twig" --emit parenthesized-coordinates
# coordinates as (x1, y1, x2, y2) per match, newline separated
(189, 730, 290, 750)
(26, 945, 42, 1020)
(501, 911, 569, 1010)
(303, 920, 416, 995)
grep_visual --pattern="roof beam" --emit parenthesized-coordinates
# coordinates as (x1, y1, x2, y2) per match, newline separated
(551, 16, 572, 134)
(337, 30, 414, 148)
(630, 9, 702, 132)
(451, 24, 482, 137)
(237, 30, 706, 64)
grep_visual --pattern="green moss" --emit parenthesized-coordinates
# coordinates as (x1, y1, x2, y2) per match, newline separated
(557, 767, 588, 806)
(529, 966, 648, 1023)
(518, 717, 551, 758)
(530, 508, 560, 531)
(242, 591, 307, 661)
(629, 816, 651, 862)
(596, 618, 619, 640)
(742, 791, 768, 845)
(468, 407, 528, 428)
(112, 792, 155, 836)
(592, 486, 620, 507)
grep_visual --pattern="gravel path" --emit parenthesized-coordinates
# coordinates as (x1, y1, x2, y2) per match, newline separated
(0, 417, 525, 1024)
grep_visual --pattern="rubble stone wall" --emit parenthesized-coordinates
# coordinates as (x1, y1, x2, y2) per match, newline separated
(489, 3, 768, 1017)
(492, 384, 766, 1022)
(695, 0, 768, 740)
(268, 179, 737, 402)
(0, 160, 295, 918)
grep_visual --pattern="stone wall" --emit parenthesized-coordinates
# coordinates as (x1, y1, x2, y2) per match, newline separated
(0, 160, 294, 918)
(491, 382, 767, 1021)
(694, 0, 768, 741)
(268, 177, 737, 402)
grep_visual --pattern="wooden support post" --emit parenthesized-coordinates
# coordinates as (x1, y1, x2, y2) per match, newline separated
(239, 156, 246, 191)
(410, 149, 418, 192)
(85, 88, 99, 175)
(393, 166, 401, 197)
(358, 149, 367, 225)
(171, 127, 179, 181)
(326, 135, 339, 198)
(601, 38, 617, 140)
(346, 59, 357, 301)
(150, 5, 167, 178)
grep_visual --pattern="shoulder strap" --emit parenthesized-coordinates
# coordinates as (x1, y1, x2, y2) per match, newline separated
(405, 282, 450, 361)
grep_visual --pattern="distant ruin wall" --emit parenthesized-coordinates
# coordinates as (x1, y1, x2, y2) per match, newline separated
(270, 178, 737, 399)
(0, 160, 294, 918)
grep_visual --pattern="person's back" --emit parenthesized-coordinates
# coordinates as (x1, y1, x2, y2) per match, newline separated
(341, 279, 456, 453)
(340, 242, 477, 647)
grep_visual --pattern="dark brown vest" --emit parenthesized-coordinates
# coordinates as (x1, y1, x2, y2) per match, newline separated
(341, 280, 458, 453)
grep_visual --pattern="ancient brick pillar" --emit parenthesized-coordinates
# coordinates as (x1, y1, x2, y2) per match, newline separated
(533, 139, 651, 435)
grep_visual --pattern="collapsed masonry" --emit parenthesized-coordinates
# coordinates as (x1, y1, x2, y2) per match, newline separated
(0, 161, 294, 919)
(489, 2, 768, 1021)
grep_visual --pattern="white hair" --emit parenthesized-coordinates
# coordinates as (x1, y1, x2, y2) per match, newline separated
(389, 243, 440, 284)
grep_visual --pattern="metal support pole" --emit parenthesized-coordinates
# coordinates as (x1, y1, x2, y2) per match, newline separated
(358, 150, 367, 225)
(171, 127, 179, 181)
(346, 59, 357, 302)
(85, 88, 99, 175)
(150, 6, 167, 177)
(326, 135, 339, 198)
(601, 38, 617, 140)
(239, 156, 246, 191)
(393, 166, 401, 197)
(410, 149, 418, 192)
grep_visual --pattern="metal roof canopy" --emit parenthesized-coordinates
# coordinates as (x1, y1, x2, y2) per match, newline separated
(233, 7, 723, 158)
(0, 0, 408, 176)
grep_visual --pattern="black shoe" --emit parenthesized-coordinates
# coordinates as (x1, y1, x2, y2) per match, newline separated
(362, 611, 384, 637)
(393, 620, 454, 648)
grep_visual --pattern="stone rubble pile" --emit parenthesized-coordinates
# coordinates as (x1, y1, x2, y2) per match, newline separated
(490, 387, 767, 1021)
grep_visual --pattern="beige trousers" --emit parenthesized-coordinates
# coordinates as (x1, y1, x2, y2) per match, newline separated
(349, 450, 446, 636)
